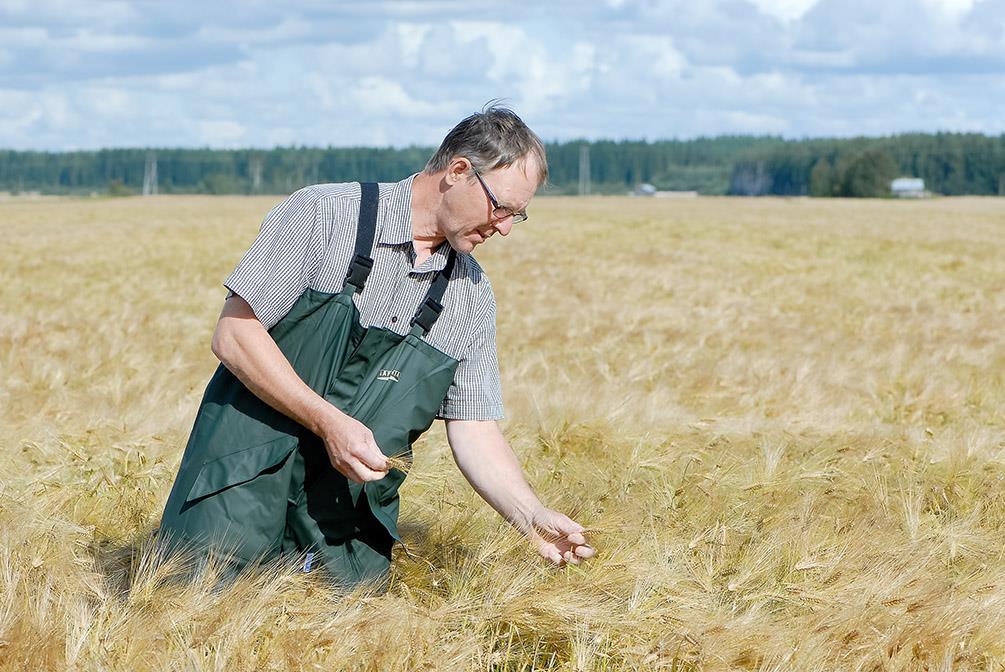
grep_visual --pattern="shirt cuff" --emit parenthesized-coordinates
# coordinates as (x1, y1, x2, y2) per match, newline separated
(436, 400, 505, 421)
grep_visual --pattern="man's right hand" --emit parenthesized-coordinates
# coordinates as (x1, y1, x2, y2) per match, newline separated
(319, 410, 389, 484)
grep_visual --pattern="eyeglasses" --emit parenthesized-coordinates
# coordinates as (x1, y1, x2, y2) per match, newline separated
(473, 169, 528, 224)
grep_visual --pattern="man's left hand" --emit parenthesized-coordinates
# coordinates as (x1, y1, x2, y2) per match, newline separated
(526, 507, 596, 566)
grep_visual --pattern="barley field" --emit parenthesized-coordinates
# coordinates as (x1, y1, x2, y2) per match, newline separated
(2, 193, 1005, 671)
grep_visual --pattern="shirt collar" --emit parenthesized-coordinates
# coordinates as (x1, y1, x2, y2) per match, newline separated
(379, 173, 417, 246)
(380, 173, 450, 274)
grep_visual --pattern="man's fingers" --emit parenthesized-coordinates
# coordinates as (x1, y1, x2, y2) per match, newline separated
(359, 452, 389, 472)
(338, 453, 387, 483)
(530, 509, 597, 567)
(341, 435, 387, 474)
(360, 437, 389, 472)
(351, 460, 388, 482)
(535, 511, 585, 538)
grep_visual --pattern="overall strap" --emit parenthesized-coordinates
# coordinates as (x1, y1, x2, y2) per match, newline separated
(410, 249, 458, 335)
(343, 182, 380, 293)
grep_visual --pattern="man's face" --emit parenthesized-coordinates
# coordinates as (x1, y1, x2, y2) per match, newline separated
(442, 155, 540, 254)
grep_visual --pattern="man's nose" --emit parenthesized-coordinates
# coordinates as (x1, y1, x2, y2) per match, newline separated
(494, 217, 514, 236)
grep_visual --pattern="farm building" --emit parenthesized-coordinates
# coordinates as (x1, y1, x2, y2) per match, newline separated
(630, 183, 698, 198)
(890, 177, 927, 198)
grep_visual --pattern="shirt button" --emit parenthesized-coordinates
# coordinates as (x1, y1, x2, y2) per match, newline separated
(391, 316, 398, 323)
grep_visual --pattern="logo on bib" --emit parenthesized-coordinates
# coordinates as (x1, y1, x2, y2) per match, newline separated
(377, 369, 401, 382)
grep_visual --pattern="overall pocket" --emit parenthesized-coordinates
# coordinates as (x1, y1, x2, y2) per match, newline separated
(184, 434, 299, 503)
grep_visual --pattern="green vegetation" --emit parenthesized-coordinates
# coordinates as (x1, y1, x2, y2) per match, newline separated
(729, 133, 1005, 196)
(806, 147, 899, 198)
(1, 133, 1003, 197)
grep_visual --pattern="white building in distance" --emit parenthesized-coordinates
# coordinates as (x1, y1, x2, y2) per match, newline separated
(631, 183, 698, 198)
(891, 177, 927, 198)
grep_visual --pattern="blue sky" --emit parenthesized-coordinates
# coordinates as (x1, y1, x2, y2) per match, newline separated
(1, 0, 1003, 150)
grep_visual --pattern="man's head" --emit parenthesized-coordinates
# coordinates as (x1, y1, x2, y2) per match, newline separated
(422, 104, 548, 254)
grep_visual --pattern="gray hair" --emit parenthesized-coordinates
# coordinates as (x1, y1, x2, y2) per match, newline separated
(424, 102, 548, 186)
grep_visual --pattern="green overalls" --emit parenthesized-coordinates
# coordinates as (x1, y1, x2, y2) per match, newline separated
(160, 183, 459, 587)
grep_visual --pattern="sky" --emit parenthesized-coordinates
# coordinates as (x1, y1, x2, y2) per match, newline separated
(1, 0, 1003, 150)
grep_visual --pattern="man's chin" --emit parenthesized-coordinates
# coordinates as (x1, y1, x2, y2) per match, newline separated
(446, 237, 478, 254)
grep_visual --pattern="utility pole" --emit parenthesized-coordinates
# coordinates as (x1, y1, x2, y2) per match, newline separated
(250, 154, 263, 194)
(578, 143, 591, 196)
(142, 151, 158, 196)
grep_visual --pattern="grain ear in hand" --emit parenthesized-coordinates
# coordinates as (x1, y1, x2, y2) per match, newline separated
(385, 451, 413, 474)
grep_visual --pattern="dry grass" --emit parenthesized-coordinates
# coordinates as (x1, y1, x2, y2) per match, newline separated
(2, 193, 1005, 670)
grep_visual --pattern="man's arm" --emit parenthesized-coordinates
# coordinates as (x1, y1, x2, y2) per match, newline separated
(445, 419, 595, 566)
(212, 294, 389, 483)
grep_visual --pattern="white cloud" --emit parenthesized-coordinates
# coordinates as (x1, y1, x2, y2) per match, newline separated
(196, 120, 247, 146)
(923, 0, 977, 19)
(1, 0, 137, 25)
(0, 27, 50, 48)
(725, 110, 791, 132)
(195, 18, 315, 46)
(449, 20, 526, 81)
(445, 21, 595, 117)
(78, 86, 134, 118)
(0, 89, 44, 136)
(350, 76, 444, 116)
(307, 72, 336, 112)
(395, 22, 431, 62)
(60, 29, 150, 52)
(0, 0, 1002, 149)
(749, 0, 820, 21)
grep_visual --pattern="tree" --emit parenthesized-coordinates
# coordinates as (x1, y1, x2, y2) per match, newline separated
(809, 158, 834, 197)
(106, 178, 133, 197)
(835, 148, 898, 198)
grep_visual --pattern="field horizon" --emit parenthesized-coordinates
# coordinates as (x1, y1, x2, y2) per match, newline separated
(3, 194, 1005, 670)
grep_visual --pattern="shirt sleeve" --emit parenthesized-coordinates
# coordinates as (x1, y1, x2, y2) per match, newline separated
(437, 290, 505, 421)
(223, 186, 325, 330)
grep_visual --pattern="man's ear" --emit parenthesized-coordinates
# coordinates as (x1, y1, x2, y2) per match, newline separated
(446, 156, 471, 185)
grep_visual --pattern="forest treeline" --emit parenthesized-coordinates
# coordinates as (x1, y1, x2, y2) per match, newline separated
(1, 133, 1002, 197)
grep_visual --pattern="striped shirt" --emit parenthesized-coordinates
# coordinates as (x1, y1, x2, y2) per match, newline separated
(224, 174, 504, 421)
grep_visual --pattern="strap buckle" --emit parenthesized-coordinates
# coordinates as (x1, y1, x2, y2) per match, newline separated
(343, 254, 373, 292)
(410, 296, 444, 332)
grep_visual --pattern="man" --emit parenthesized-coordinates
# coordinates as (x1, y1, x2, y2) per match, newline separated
(160, 106, 594, 586)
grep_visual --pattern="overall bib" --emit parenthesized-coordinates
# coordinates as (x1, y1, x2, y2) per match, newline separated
(160, 183, 459, 586)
